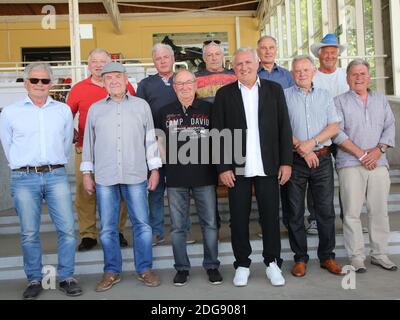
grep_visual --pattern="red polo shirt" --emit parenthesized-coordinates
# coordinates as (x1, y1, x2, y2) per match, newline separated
(67, 77, 136, 147)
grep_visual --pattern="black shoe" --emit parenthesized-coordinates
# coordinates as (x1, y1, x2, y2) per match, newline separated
(23, 280, 43, 300)
(207, 269, 223, 285)
(119, 233, 128, 248)
(59, 278, 83, 296)
(173, 270, 189, 286)
(78, 237, 97, 251)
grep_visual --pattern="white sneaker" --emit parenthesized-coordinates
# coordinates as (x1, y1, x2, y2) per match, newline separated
(266, 262, 285, 286)
(233, 267, 250, 287)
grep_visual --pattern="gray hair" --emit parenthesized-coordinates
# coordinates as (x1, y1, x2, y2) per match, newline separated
(23, 63, 54, 82)
(232, 47, 259, 65)
(346, 59, 370, 74)
(88, 48, 111, 62)
(152, 43, 174, 59)
(173, 68, 196, 83)
(257, 35, 277, 46)
(291, 55, 315, 69)
(202, 42, 224, 59)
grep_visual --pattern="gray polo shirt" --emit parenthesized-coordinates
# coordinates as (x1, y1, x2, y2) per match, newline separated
(284, 85, 340, 147)
(333, 90, 395, 169)
(81, 94, 162, 186)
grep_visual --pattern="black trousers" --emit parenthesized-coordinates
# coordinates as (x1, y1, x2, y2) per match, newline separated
(286, 153, 336, 263)
(228, 175, 282, 269)
(307, 144, 344, 222)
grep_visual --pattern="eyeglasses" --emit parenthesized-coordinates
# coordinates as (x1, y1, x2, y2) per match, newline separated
(173, 80, 196, 87)
(203, 40, 221, 46)
(28, 78, 51, 85)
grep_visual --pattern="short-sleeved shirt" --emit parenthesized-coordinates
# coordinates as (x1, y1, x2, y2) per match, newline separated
(313, 68, 349, 97)
(156, 99, 217, 188)
(284, 85, 341, 147)
(67, 77, 136, 147)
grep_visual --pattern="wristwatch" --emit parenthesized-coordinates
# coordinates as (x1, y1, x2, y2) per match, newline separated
(378, 145, 387, 154)
(314, 138, 323, 149)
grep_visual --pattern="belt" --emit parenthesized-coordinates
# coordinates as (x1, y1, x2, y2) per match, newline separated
(314, 146, 330, 158)
(13, 164, 64, 173)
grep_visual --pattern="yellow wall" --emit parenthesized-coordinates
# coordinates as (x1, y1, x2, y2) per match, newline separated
(0, 16, 260, 62)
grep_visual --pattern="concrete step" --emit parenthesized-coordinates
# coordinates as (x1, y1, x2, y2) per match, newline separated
(1, 229, 399, 280)
(1, 192, 400, 235)
(66, 169, 400, 199)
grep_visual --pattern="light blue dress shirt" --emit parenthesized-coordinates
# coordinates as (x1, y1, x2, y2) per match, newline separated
(0, 96, 73, 169)
(284, 85, 341, 147)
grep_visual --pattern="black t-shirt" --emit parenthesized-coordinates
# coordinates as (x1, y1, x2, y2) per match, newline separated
(156, 99, 217, 188)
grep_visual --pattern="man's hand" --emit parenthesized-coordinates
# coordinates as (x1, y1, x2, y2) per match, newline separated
(148, 169, 160, 191)
(83, 173, 95, 195)
(296, 139, 315, 158)
(304, 152, 320, 169)
(361, 147, 382, 168)
(278, 165, 292, 186)
(219, 170, 236, 188)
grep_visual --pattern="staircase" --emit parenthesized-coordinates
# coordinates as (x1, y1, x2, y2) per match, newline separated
(0, 168, 400, 280)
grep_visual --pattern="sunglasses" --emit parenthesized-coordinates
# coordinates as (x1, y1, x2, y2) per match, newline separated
(28, 78, 51, 85)
(203, 40, 221, 46)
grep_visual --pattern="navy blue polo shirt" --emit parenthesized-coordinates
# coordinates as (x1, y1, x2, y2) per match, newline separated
(136, 73, 177, 121)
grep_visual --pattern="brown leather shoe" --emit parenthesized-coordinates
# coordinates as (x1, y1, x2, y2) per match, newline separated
(137, 270, 161, 287)
(320, 259, 343, 275)
(95, 272, 121, 292)
(291, 262, 307, 277)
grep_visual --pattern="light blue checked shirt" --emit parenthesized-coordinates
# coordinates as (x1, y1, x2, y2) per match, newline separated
(284, 85, 341, 147)
(0, 96, 73, 169)
(333, 90, 395, 169)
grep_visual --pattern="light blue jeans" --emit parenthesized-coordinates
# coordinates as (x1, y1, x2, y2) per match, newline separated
(96, 181, 153, 274)
(10, 167, 76, 282)
(167, 185, 220, 271)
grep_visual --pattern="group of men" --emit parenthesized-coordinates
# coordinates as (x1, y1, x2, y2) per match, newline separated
(0, 33, 397, 300)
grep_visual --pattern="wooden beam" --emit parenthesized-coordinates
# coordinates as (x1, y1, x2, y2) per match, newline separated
(102, 0, 121, 33)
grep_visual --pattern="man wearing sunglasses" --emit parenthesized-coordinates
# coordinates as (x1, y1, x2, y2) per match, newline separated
(195, 40, 237, 103)
(0, 63, 83, 299)
(195, 40, 237, 238)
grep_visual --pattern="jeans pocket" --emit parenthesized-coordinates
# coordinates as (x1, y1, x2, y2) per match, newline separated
(10, 171, 25, 181)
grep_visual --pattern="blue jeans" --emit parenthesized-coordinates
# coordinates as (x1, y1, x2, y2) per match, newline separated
(10, 167, 76, 282)
(96, 181, 153, 274)
(148, 167, 165, 239)
(167, 185, 220, 271)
